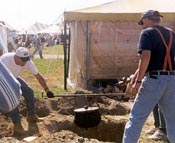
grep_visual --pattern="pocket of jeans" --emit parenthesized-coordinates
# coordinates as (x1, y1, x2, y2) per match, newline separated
(140, 76, 159, 93)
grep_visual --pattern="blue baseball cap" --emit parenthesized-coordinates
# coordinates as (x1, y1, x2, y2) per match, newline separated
(138, 10, 163, 25)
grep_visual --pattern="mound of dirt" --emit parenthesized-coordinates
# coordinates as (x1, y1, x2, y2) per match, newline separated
(0, 96, 132, 143)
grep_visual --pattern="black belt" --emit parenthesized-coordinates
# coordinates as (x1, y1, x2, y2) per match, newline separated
(147, 71, 175, 75)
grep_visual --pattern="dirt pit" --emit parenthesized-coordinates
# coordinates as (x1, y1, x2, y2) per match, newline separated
(0, 96, 132, 143)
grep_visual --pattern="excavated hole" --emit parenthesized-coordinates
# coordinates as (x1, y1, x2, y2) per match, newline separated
(44, 115, 127, 143)
(34, 97, 130, 142)
(17, 96, 130, 142)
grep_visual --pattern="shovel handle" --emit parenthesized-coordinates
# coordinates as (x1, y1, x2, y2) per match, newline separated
(53, 92, 126, 97)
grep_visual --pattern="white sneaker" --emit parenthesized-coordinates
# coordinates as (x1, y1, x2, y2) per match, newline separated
(148, 129, 168, 141)
(145, 127, 158, 135)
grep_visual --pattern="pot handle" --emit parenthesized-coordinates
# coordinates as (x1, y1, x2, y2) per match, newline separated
(84, 105, 88, 109)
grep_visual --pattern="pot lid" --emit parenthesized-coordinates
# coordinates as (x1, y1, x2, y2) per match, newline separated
(74, 106, 99, 112)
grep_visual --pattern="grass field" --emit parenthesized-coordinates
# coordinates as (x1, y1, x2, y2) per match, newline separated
(42, 44, 64, 55)
(29, 44, 64, 55)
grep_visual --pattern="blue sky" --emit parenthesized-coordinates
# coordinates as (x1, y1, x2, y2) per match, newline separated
(0, 0, 112, 30)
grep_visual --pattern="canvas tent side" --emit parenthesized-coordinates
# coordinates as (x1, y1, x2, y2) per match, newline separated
(63, 0, 175, 89)
(0, 22, 8, 53)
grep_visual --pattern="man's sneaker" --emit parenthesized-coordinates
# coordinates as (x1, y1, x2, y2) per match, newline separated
(13, 124, 26, 135)
(148, 129, 168, 141)
(145, 127, 158, 135)
(27, 114, 44, 123)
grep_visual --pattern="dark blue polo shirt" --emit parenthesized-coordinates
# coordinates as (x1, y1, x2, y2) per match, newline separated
(138, 25, 175, 71)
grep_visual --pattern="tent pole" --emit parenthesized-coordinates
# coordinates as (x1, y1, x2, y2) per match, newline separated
(63, 21, 67, 90)
(85, 21, 89, 88)
(67, 27, 70, 78)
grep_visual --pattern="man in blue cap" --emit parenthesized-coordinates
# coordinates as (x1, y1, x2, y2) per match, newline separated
(122, 10, 175, 143)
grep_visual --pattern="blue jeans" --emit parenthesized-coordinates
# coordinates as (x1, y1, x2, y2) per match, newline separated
(122, 75, 175, 143)
(9, 77, 35, 125)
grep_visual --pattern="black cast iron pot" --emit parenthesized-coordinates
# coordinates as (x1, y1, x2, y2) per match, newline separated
(74, 106, 101, 129)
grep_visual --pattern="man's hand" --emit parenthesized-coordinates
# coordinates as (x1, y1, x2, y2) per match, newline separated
(46, 90, 55, 98)
(131, 82, 141, 95)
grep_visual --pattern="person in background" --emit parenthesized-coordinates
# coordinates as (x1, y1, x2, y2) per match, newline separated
(122, 10, 175, 143)
(145, 104, 167, 141)
(8, 42, 15, 52)
(31, 33, 44, 59)
(0, 47, 54, 134)
(25, 36, 32, 49)
(0, 43, 3, 56)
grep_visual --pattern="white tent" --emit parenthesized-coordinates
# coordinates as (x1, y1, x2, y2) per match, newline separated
(26, 22, 49, 34)
(64, 0, 175, 89)
(0, 23, 8, 53)
(38, 24, 61, 34)
(0, 21, 15, 31)
(65, 0, 175, 21)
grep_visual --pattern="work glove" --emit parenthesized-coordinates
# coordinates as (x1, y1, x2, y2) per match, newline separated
(46, 90, 55, 98)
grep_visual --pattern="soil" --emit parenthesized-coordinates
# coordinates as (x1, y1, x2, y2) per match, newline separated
(0, 95, 155, 143)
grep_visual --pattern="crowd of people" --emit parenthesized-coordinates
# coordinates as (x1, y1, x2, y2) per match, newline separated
(1, 9, 175, 142)
(7, 33, 63, 59)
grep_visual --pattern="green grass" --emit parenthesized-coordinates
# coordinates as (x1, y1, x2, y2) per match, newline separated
(30, 44, 64, 55)
(42, 44, 64, 55)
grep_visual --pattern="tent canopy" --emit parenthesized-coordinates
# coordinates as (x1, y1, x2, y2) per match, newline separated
(38, 24, 61, 34)
(64, 0, 175, 21)
(26, 22, 49, 34)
